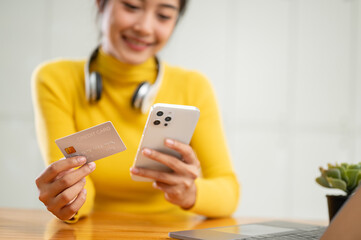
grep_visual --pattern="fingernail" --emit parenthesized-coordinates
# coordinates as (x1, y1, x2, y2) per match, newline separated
(77, 156, 86, 164)
(81, 178, 86, 183)
(142, 148, 152, 156)
(83, 188, 87, 195)
(165, 139, 174, 146)
(130, 167, 139, 174)
(88, 162, 96, 170)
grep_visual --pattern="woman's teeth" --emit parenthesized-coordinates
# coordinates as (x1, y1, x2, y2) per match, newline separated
(128, 38, 148, 46)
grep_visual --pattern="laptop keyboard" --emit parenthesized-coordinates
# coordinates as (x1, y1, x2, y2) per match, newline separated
(238, 226, 326, 240)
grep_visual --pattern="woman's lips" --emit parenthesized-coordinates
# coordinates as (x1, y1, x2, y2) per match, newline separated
(123, 36, 152, 51)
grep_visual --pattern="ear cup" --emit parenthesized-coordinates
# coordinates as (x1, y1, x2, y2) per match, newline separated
(95, 72, 102, 101)
(131, 81, 151, 110)
(88, 72, 102, 103)
(85, 46, 101, 103)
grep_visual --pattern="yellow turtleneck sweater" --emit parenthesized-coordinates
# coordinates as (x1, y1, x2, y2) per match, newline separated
(32, 49, 240, 222)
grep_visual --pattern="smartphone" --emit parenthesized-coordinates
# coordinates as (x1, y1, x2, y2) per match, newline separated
(131, 103, 200, 182)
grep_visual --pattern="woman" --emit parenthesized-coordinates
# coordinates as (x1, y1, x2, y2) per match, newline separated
(33, 0, 240, 223)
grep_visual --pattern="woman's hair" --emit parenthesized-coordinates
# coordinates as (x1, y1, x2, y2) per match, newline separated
(99, 0, 188, 16)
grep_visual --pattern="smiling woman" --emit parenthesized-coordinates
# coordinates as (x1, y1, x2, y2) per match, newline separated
(32, 0, 240, 223)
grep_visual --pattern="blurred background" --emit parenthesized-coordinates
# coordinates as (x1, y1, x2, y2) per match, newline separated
(0, 0, 360, 221)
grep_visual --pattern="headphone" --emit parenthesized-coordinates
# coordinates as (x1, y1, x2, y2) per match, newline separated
(84, 46, 164, 114)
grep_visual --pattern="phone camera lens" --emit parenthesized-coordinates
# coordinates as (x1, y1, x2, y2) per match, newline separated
(164, 123, 168, 126)
(165, 116, 172, 122)
(153, 120, 161, 125)
(157, 111, 163, 116)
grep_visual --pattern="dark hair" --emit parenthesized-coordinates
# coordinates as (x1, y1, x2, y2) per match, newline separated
(99, 0, 188, 16)
(178, 0, 188, 16)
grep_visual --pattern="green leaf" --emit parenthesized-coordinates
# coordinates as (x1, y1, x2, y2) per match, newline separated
(347, 164, 361, 170)
(327, 177, 347, 193)
(327, 163, 336, 169)
(326, 168, 341, 179)
(346, 169, 359, 191)
(356, 172, 361, 188)
(334, 166, 348, 182)
(316, 176, 331, 188)
(341, 163, 348, 169)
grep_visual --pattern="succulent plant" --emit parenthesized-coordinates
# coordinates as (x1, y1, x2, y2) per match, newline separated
(316, 162, 361, 196)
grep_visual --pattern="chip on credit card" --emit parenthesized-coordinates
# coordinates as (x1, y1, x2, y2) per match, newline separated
(55, 121, 126, 162)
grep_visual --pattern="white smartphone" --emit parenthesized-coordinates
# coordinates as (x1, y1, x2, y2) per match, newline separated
(131, 103, 200, 182)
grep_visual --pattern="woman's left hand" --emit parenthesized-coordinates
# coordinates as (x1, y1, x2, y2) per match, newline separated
(130, 139, 200, 209)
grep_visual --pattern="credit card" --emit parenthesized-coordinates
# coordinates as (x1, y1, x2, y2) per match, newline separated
(55, 121, 126, 162)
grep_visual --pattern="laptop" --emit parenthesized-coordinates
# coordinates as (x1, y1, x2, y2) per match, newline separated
(169, 220, 326, 240)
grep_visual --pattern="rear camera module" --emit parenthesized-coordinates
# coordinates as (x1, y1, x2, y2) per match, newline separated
(165, 116, 172, 122)
(153, 120, 161, 125)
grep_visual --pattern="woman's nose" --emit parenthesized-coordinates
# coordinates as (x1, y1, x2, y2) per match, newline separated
(133, 12, 153, 35)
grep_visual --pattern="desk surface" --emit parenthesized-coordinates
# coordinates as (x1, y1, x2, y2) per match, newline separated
(0, 208, 326, 240)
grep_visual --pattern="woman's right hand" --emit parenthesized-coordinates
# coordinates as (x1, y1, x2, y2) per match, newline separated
(35, 156, 96, 221)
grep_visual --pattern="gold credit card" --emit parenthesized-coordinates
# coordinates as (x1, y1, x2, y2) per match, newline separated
(55, 121, 126, 162)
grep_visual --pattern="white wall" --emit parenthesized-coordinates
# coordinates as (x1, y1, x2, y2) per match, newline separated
(0, 0, 360, 221)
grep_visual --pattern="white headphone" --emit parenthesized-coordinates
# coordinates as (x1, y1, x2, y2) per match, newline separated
(84, 46, 164, 114)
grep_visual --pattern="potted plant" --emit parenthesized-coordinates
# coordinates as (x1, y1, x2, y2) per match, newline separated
(315, 162, 361, 221)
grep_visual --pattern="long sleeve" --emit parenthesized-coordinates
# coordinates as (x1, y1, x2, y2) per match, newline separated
(179, 71, 240, 217)
(31, 60, 95, 222)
